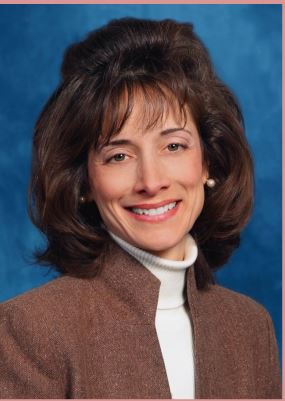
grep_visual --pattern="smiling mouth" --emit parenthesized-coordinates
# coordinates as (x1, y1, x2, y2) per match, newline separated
(131, 201, 177, 216)
(125, 200, 181, 219)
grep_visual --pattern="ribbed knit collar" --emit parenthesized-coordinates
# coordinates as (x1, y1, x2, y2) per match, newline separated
(109, 232, 198, 310)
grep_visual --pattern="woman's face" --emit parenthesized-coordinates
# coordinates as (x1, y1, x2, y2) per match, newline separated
(88, 96, 207, 260)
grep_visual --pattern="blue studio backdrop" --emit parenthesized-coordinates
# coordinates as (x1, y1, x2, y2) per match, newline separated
(0, 5, 282, 364)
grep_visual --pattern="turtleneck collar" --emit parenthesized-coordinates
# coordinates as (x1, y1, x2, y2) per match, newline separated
(108, 232, 198, 310)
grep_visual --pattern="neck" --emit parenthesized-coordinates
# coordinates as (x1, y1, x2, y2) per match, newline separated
(108, 232, 198, 310)
(148, 237, 187, 261)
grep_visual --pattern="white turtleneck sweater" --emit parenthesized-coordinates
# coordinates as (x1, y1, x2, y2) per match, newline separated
(109, 232, 198, 399)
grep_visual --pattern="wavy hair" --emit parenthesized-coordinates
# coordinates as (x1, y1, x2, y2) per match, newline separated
(29, 17, 254, 289)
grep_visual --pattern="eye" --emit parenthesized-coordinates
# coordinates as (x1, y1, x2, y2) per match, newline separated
(108, 153, 127, 163)
(167, 143, 185, 152)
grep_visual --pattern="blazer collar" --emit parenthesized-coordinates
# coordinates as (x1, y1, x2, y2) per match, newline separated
(90, 238, 211, 398)
(93, 238, 200, 325)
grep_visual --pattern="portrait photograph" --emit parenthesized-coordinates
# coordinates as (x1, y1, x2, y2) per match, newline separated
(0, 4, 282, 399)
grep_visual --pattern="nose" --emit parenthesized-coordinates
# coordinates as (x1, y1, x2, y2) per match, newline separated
(133, 154, 171, 196)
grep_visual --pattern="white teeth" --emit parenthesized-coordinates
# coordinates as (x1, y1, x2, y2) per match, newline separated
(131, 202, 177, 216)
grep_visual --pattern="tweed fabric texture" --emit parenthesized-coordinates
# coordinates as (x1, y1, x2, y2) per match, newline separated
(0, 241, 281, 399)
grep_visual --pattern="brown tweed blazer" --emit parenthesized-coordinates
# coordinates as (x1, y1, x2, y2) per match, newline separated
(0, 241, 281, 399)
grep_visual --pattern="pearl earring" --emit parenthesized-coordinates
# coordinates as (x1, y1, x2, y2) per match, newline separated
(79, 195, 86, 203)
(206, 178, 216, 188)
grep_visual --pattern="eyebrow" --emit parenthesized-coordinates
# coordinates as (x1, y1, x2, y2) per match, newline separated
(105, 127, 193, 147)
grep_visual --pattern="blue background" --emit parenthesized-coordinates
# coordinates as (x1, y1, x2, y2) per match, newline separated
(0, 5, 282, 364)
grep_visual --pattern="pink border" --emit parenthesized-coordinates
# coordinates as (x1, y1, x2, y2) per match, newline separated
(0, 0, 283, 4)
(1, 3, 283, 401)
(282, 1, 285, 398)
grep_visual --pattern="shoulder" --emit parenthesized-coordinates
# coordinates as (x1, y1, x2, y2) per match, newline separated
(193, 282, 281, 398)
(211, 283, 267, 312)
(204, 282, 273, 332)
(1, 275, 90, 316)
(194, 282, 279, 365)
(0, 276, 98, 377)
(0, 275, 95, 343)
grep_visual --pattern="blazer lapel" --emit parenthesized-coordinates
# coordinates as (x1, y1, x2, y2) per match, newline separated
(85, 240, 172, 398)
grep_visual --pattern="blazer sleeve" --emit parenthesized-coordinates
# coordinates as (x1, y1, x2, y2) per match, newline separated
(0, 300, 67, 398)
(264, 310, 282, 399)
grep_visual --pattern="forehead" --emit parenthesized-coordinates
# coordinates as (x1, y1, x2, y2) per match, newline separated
(99, 84, 197, 146)
(123, 97, 185, 133)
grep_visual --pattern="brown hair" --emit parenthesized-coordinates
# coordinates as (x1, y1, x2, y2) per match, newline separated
(29, 17, 254, 289)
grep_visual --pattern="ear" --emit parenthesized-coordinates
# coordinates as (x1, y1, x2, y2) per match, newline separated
(85, 193, 94, 203)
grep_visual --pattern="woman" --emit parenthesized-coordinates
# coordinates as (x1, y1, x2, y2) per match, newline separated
(0, 17, 281, 399)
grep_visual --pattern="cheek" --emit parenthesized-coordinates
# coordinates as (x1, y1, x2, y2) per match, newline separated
(171, 153, 205, 186)
(89, 166, 130, 204)
(173, 154, 206, 218)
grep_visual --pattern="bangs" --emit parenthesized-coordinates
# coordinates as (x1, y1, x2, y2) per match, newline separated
(96, 79, 189, 149)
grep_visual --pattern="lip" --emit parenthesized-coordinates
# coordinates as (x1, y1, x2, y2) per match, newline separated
(126, 199, 180, 209)
(125, 200, 181, 223)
